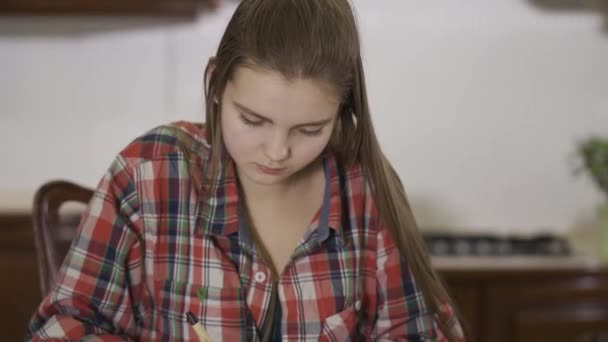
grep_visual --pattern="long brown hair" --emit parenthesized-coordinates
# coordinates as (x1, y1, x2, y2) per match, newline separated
(173, 0, 460, 339)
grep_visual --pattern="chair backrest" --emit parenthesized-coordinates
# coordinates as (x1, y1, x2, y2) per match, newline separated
(32, 180, 94, 297)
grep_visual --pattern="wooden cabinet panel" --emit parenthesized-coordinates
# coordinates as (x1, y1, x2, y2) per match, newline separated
(513, 305, 608, 342)
(444, 280, 483, 342)
(484, 273, 608, 342)
(0, 0, 201, 16)
(0, 214, 41, 341)
(441, 268, 608, 342)
(0, 254, 41, 341)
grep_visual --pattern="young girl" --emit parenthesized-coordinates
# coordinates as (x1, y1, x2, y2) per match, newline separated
(28, 0, 464, 340)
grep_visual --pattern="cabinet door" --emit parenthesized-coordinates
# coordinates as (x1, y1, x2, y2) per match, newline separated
(0, 0, 200, 16)
(442, 279, 482, 342)
(513, 305, 608, 342)
(0, 215, 42, 341)
(485, 273, 608, 342)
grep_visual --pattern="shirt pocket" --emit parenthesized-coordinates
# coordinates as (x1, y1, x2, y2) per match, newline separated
(318, 304, 360, 342)
(155, 278, 247, 341)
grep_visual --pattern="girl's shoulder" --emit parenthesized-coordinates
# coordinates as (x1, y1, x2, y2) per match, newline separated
(118, 121, 210, 166)
(334, 158, 370, 194)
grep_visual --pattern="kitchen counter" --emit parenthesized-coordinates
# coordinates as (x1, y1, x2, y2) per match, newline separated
(432, 255, 605, 271)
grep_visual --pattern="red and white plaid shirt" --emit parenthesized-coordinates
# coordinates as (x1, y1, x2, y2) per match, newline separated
(27, 121, 463, 341)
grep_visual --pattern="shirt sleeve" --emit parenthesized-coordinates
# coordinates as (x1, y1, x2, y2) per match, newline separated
(371, 226, 464, 341)
(26, 155, 144, 341)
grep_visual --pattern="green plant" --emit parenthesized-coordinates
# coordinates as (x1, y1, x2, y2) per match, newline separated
(576, 136, 608, 199)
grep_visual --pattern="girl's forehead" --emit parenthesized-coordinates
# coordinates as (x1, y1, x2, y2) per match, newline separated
(227, 66, 341, 106)
(224, 67, 341, 124)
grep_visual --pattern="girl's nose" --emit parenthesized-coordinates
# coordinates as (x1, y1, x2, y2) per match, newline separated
(264, 132, 290, 163)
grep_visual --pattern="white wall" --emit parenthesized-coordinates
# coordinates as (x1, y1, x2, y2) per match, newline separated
(1, 0, 607, 235)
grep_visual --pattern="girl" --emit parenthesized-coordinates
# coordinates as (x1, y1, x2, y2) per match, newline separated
(27, 0, 464, 340)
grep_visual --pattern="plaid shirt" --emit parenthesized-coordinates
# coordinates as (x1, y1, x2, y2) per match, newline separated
(27, 121, 463, 341)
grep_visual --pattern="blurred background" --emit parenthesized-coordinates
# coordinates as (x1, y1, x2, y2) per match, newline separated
(1, 0, 607, 341)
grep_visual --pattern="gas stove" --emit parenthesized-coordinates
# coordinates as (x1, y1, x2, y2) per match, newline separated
(422, 233, 571, 257)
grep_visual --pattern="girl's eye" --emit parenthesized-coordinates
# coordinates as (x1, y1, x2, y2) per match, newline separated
(300, 128, 323, 136)
(239, 113, 323, 136)
(239, 114, 264, 127)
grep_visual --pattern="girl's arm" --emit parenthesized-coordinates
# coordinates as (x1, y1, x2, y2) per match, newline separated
(372, 226, 464, 341)
(26, 155, 144, 341)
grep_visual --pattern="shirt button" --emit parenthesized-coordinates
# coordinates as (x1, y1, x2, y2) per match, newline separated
(354, 299, 362, 312)
(254, 271, 267, 283)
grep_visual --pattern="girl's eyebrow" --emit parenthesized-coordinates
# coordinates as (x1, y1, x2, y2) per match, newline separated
(233, 101, 333, 127)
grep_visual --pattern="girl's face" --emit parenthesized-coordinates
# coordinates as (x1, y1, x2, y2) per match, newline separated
(220, 66, 340, 187)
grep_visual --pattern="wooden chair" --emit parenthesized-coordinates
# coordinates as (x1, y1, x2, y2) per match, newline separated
(32, 180, 94, 297)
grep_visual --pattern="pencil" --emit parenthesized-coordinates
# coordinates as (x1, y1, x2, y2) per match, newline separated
(186, 311, 212, 342)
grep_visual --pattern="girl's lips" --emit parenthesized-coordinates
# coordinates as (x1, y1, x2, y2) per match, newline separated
(256, 164, 286, 175)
